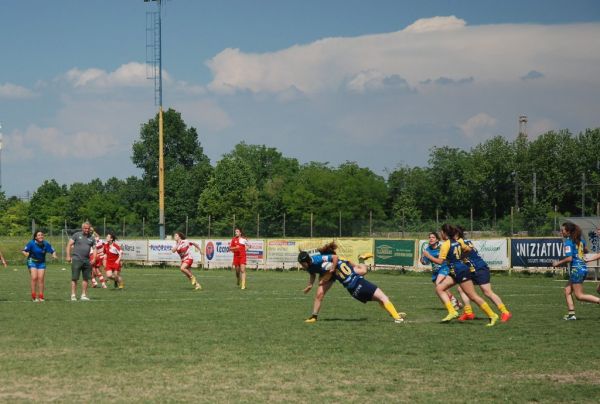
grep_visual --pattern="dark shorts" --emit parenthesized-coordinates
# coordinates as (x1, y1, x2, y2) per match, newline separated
(72, 258, 92, 281)
(450, 266, 473, 284)
(347, 278, 378, 303)
(472, 266, 491, 285)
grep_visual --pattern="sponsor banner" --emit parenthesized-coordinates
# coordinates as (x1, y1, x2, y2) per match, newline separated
(295, 238, 373, 263)
(148, 239, 203, 265)
(417, 239, 509, 269)
(266, 239, 300, 266)
(374, 240, 415, 266)
(247, 239, 265, 265)
(120, 240, 148, 261)
(204, 239, 233, 267)
(510, 238, 563, 267)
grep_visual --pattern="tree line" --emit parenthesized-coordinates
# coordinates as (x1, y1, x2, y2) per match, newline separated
(1, 108, 599, 237)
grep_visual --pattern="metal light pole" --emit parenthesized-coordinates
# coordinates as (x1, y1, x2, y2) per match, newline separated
(145, 0, 165, 239)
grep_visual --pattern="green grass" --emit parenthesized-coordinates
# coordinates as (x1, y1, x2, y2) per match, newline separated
(1, 266, 599, 402)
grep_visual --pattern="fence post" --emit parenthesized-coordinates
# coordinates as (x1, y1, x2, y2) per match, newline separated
(208, 215, 211, 238)
(310, 212, 313, 238)
(233, 214, 236, 236)
(369, 210, 372, 237)
(257, 213, 260, 238)
(143, 217, 145, 238)
(283, 212, 286, 238)
(186, 215, 189, 236)
(103, 217, 106, 237)
(339, 210, 342, 238)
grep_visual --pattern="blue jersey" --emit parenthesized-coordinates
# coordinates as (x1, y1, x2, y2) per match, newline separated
(422, 243, 441, 271)
(23, 240, 55, 263)
(439, 239, 470, 272)
(563, 237, 586, 270)
(459, 239, 487, 270)
(306, 253, 330, 275)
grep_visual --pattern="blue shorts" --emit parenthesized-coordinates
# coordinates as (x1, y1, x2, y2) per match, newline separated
(348, 278, 378, 303)
(432, 266, 450, 282)
(472, 266, 491, 285)
(450, 266, 472, 284)
(27, 259, 46, 270)
(569, 266, 587, 284)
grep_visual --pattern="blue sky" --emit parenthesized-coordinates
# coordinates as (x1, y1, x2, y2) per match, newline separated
(1, 0, 600, 196)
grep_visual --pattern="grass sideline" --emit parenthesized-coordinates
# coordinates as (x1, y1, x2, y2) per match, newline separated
(1, 266, 599, 402)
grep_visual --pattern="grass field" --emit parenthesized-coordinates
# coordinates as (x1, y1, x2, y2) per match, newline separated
(1, 265, 599, 403)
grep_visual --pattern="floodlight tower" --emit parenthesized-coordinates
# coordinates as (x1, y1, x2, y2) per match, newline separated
(145, 0, 165, 239)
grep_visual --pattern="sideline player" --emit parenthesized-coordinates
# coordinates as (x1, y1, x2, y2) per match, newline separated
(104, 232, 124, 289)
(552, 222, 600, 320)
(229, 227, 248, 289)
(22, 231, 57, 301)
(172, 232, 202, 290)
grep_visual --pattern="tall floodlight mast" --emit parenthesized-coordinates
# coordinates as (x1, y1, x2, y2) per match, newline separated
(145, 0, 165, 239)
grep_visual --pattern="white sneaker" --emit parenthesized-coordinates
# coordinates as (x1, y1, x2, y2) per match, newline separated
(71, 295, 77, 301)
(80, 295, 90, 301)
(394, 317, 405, 324)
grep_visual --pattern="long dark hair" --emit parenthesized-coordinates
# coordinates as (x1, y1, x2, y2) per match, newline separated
(562, 222, 582, 245)
(318, 241, 338, 255)
(106, 232, 118, 242)
(440, 223, 458, 239)
(455, 225, 465, 239)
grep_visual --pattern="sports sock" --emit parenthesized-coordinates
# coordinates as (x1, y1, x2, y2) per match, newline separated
(380, 301, 401, 319)
(479, 302, 497, 319)
(497, 304, 509, 314)
(241, 279, 246, 289)
(464, 305, 473, 315)
(39, 293, 44, 299)
(31, 292, 36, 300)
(445, 301, 458, 315)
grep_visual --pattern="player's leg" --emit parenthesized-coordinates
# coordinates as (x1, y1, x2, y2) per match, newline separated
(479, 282, 511, 322)
(436, 276, 459, 322)
(29, 268, 38, 301)
(240, 263, 247, 290)
(371, 287, 405, 323)
(460, 280, 499, 327)
(305, 278, 334, 323)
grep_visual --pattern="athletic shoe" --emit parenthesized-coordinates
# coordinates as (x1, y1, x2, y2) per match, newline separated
(501, 312, 512, 323)
(304, 316, 318, 323)
(101, 283, 107, 289)
(32, 298, 39, 302)
(70, 295, 77, 301)
(91, 281, 98, 288)
(458, 312, 476, 321)
(358, 252, 374, 263)
(194, 282, 202, 291)
(441, 312, 459, 323)
(394, 317, 405, 324)
(38, 298, 45, 302)
(563, 314, 577, 321)
(118, 281, 125, 289)
(485, 314, 500, 327)
(80, 295, 90, 301)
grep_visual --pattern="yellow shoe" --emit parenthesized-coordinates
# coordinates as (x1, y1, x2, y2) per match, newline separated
(118, 280, 125, 289)
(190, 276, 197, 286)
(441, 312, 459, 323)
(194, 282, 202, 290)
(485, 314, 499, 327)
(304, 316, 317, 323)
(358, 252, 374, 263)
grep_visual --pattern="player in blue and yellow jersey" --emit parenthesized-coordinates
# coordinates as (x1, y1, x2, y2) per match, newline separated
(299, 242, 405, 324)
(552, 222, 600, 320)
(423, 224, 499, 326)
(455, 226, 512, 323)
(22, 231, 57, 302)
(420, 232, 465, 311)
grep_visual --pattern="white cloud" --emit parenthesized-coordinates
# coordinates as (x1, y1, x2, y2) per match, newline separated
(528, 118, 558, 138)
(174, 99, 233, 132)
(4, 125, 118, 161)
(205, 17, 600, 96)
(63, 62, 170, 89)
(459, 113, 497, 138)
(0, 82, 37, 99)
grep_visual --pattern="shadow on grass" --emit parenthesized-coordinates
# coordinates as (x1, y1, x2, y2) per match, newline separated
(320, 318, 368, 322)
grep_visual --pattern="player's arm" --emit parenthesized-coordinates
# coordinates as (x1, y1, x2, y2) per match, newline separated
(22, 243, 30, 258)
(65, 239, 74, 262)
(49, 243, 57, 259)
(424, 246, 445, 265)
(328, 255, 339, 273)
(90, 246, 97, 264)
(0, 248, 7, 267)
(303, 273, 316, 294)
(192, 241, 202, 254)
(171, 243, 178, 253)
(585, 253, 600, 262)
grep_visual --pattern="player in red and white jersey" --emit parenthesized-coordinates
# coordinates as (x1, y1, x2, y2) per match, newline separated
(90, 231, 107, 288)
(103, 232, 124, 289)
(172, 232, 202, 290)
(229, 227, 248, 290)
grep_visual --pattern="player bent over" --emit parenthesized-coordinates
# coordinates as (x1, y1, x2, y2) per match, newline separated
(298, 247, 405, 324)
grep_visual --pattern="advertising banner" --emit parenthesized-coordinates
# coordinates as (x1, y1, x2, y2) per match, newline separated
(246, 239, 265, 265)
(417, 239, 509, 269)
(510, 238, 563, 267)
(203, 239, 233, 267)
(266, 239, 300, 267)
(374, 240, 415, 266)
(120, 240, 148, 261)
(148, 239, 203, 266)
